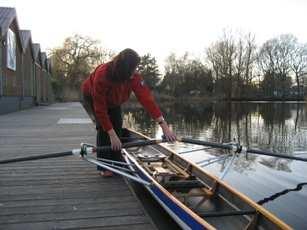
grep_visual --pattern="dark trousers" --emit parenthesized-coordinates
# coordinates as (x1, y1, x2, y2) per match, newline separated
(81, 94, 96, 123)
(96, 106, 123, 171)
(81, 95, 123, 171)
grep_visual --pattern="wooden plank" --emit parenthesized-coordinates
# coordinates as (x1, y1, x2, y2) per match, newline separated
(0, 168, 97, 175)
(0, 182, 129, 194)
(0, 190, 134, 202)
(0, 170, 98, 177)
(0, 196, 136, 208)
(79, 224, 154, 230)
(0, 208, 144, 224)
(0, 165, 92, 171)
(164, 158, 190, 178)
(82, 224, 154, 230)
(0, 215, 150, 230)
(1, 201, 139, 216)
(0, 178, 125, 186)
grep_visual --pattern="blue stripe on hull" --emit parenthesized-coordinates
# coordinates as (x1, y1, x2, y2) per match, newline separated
(137, 170, 206, 230)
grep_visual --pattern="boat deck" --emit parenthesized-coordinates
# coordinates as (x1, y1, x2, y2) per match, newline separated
(0, 103, 156, 230)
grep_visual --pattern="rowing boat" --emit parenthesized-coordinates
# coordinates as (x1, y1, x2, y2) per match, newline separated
(0, 129, 293, 229)
(122, 129, 292, 230)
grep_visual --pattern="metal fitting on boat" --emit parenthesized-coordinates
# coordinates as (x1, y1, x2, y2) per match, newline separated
(241, 146, 248, 154)
(72, 149, 81, 155)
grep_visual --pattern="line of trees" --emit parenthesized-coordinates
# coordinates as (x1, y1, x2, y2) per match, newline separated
(207, 33, 257, 99)
(159, 53, 213, 97)
(50, 32, 307, 101)
(258, 34, 307, 99)
(50, 35, 113, 101)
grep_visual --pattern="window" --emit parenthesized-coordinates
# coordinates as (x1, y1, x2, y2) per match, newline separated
(7, 28, 16, 71)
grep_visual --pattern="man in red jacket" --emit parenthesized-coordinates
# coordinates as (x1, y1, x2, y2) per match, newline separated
(81, 48, 176, 177)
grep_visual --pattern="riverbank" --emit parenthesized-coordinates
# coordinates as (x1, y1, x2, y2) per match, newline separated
(127, 93, 306, 106)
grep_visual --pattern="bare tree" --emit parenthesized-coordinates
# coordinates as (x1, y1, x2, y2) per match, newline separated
(258, 40, 276, 74)
(207, 31, 236, 99)
(243, 34, 257, 93)
(290, 42, 307, 97)
(207, 31, 257, 99)
(258, 34, 296, 98)
(50, 34, 112, 100)
(233, 33, 257, 98)
(51, 34, 113, 87)
(275, 35, 296, 83)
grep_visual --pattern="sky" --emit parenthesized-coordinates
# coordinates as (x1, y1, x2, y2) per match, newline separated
(1, 0, 307, 68)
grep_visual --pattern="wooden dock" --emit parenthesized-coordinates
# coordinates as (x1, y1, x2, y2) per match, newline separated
(0, 103, 156, 230)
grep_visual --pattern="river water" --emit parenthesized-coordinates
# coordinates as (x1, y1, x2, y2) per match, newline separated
(123, 101, 307, 229)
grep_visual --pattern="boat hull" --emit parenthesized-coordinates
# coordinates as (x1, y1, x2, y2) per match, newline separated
(122, 129, 291, 230)
(124, 151, 209, 230)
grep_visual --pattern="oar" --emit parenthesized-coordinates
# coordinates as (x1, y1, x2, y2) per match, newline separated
(180, 138, 307, 162)
(0, 151, 75, 164)
(95, 139, 166, 152)
(0, 139, 165, 164)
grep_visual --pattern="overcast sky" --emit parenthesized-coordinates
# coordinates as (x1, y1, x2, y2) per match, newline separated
(1, 0, 307, 67)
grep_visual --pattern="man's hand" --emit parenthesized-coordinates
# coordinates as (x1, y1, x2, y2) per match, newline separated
(108, 129, 122, 151)
(161, 125, 177, 142)
(156, 116, 176, 142)
(159, 122, 176, 142)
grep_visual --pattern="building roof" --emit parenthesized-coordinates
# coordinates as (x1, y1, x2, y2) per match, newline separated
(0, 7, 23, 53)
(41, 52, 47, 70)
(32, 43, 41, 64)
(0, 7, 17, 37)
(19, 30, 32, 53)
(46, 59, 52, 73)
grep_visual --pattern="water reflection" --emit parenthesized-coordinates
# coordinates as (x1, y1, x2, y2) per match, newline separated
(124, 102, 307, 171)
(123, 102, 307, 228)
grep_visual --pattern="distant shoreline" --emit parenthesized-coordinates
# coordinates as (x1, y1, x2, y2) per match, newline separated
(151, 94, 306, 103)
(124, 95, 306, 108)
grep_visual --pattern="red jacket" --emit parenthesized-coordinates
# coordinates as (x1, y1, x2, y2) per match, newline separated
(81, 62, 162, 131)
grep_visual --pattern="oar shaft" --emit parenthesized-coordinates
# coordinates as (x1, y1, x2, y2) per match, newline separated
(0, 151, 73, 164)
(180, 138, 233, 150)
(96, 139, 165, 152)
(247, 148, 307, 162)
(0, 139, 165, 164)
(180, 138, 307, 162)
